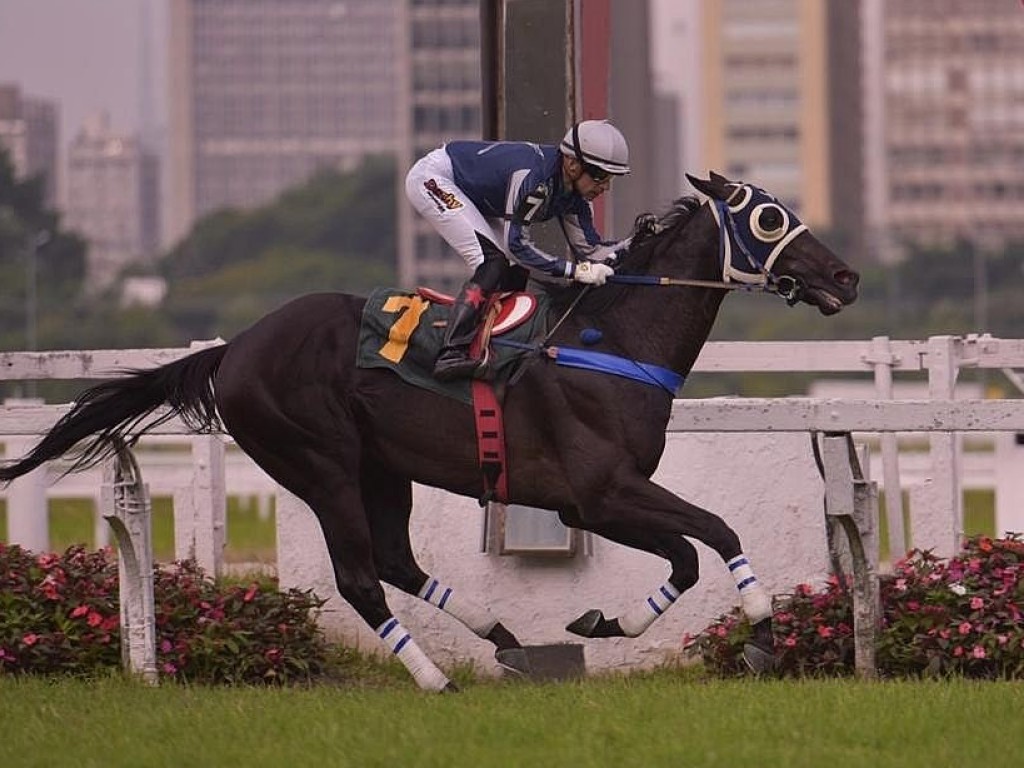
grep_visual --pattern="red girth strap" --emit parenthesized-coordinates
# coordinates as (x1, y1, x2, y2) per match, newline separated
(471, 379, 508, 505)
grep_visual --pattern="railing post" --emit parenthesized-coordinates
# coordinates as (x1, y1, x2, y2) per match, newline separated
(866, 336, 906, 561)
(821, 432, 880, 679)
(173, 434, 226, 577)
(3, 398, 48, 552)
(101, 440, 158, 685)
(917, 336, 961, 558)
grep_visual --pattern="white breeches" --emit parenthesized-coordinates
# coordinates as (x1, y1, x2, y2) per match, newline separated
(405, 148, 511, 270)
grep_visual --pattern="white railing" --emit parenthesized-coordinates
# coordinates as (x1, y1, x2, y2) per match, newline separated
(3, 335, 1024, 675)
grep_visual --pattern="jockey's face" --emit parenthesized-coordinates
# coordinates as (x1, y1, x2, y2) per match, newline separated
(564, 156, 612, 201)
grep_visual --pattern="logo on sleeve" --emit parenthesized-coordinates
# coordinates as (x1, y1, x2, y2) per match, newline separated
(424, 179, 464, 211)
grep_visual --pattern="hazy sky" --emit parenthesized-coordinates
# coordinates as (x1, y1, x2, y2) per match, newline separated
(0, 0, 167, 143)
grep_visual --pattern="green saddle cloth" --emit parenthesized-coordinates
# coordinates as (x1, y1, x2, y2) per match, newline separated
(356, 287, 547, 404)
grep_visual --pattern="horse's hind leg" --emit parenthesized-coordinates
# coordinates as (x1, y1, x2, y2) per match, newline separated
(361, 463, 531, 676)
(223, 425, 455, 691)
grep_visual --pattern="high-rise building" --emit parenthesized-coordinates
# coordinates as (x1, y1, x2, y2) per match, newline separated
(397, 0, 482, 292)
(168, 0, 402, 247)
(65, 113, 160, 290)
(864, 0, 1024, 258)
(0, 83, 59, 209)
(697, 0, 834, 229)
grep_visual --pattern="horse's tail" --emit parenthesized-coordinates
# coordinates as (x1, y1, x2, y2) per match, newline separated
(0, 344, 229, 484)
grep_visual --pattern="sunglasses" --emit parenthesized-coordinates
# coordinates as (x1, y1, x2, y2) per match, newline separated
(582, 163, 611, 183)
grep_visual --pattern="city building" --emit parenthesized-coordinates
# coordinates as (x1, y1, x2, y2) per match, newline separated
(167, 0, 402, 247)
(64, 113, 160, 290)
(397, 0, 483, 293)
(696, 0, 835, 230)
(0, 83, 59, 209)
(864, 0, 1024, 259)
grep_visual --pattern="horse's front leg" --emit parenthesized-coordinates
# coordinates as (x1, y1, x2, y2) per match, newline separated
(560, 513, 699, 639)
(566, 476, 775, 672)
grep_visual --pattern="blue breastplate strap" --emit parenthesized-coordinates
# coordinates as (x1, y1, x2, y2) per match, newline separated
(547, 345, 683, 394)
(493, 339, 684, 394)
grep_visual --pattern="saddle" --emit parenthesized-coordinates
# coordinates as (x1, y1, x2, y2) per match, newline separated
(357, 287, 547, 505)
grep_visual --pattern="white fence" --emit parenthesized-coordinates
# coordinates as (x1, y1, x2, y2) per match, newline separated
(3, 335, 1024, 674)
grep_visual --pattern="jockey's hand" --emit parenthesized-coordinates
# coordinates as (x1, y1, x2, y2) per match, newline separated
(634, 212, 659, 239)
(573, 261, 614, 286)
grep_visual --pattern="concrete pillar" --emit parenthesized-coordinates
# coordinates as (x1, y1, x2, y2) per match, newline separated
(3, 398, 49, 552)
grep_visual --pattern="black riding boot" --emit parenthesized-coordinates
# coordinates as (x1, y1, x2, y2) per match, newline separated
(433, 281, 488, 382)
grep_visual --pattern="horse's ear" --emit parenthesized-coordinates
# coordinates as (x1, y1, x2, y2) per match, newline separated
(686, 172, 720, 200)
(709, 170, 732, 187)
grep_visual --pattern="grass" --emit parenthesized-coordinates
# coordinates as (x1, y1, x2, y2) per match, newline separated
(0, 669, 1022, 767)
(0, 496, 277, 564)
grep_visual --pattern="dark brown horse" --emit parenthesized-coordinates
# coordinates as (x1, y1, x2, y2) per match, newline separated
(0, 173, 858, 690)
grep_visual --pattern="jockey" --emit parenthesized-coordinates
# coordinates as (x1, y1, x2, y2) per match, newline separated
(405, 119, 632, 382)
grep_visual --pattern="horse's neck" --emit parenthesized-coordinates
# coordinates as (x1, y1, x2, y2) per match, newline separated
(604, 206, 725, 375)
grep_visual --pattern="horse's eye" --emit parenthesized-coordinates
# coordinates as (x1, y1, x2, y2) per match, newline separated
(758, 207, 784, 232)
(750, 203, 789, 242)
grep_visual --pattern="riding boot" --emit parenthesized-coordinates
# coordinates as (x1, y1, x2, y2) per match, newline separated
(433, 281, 488, 382)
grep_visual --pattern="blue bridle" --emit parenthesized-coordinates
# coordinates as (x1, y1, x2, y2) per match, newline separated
(710, 183, 808, 304)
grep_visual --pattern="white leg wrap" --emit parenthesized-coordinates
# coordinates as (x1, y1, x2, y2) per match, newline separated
(727, 554, 772, 623)
(417, 578, 498, 637)
(617, 581, 680, 637)
(377, 618, 450, 692)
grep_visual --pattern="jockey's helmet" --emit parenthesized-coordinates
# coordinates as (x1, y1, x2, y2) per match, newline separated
(559, 120, 631, 176)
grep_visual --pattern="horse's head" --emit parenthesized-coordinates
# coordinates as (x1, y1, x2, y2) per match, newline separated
(685, 171, 859, 315)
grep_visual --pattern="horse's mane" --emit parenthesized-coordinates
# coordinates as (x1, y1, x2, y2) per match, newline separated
(544, 195, 702, 315)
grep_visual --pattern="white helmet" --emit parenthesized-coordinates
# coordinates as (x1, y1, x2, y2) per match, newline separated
(559, 120, 631, 176)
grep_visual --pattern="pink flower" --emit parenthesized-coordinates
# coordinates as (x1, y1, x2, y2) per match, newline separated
(162, 662, 177, 675)
(816, 625, 833, 639)
(971, 646, 986, 659)
(783, 635, 798, 648)
(87, 611, 103, 628)
(71, 605, 90, 618)
(243, 585, 259, 603)
(894, 578, 907, 592)
(22, 633, 39, 647)
(953, 646, 964, 657)
(970, 597, 984, 610)
(958, 621, 972, 635)
(160, 639, 173, 653)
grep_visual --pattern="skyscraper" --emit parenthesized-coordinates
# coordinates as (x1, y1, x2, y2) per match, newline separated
(397, 0, 482, 292)
(167, 0, 402, 246)
(864, 0, 1024, 257)
(0, 83, 59, 209)
(65, 113, 160, 289)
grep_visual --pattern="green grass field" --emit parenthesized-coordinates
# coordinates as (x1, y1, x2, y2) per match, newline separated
(0, 495, 277, 564)
(0, 670, 1022, 768)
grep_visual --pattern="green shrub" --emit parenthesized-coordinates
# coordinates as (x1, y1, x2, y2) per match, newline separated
(687, 534, 1024, 679)
(0, 543, 328, 683)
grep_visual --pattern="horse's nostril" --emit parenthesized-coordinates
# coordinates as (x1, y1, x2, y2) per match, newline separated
(835, 269, 860, 287)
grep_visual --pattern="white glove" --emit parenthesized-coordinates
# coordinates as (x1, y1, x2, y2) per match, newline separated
(573, 261, 614, 286)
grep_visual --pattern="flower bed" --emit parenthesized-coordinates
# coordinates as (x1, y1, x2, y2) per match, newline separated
(0, 543, 328, 683)
(687, 534, 1024, 678)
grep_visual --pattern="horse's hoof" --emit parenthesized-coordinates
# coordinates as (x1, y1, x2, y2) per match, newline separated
(442, 681, 460, 693)
(495, 647, 532, 678)
(566, 609, 603, 638)
(742, 642, 776, 675)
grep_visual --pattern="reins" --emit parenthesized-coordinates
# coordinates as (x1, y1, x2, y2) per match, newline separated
(607, 272, 800, 300)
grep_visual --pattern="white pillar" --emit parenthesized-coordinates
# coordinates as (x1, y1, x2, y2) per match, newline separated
(3, 398, 49, 552)
(173, 434, 226, 576)
(919, 336, 962, 558)
(995, 431, 1024, 537)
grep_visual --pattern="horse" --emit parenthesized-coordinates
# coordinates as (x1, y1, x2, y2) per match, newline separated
(0, 172, 858, 691)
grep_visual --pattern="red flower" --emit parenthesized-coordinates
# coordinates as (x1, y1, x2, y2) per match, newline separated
(243, 584, 259, 603)
(22, 633, 39, 647)
(87, 611, 103, 627)
(816, 625, 833, 639)
(71, 604, 90, 618)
